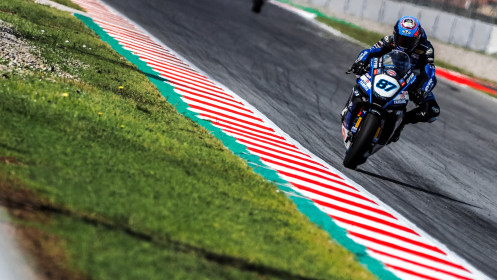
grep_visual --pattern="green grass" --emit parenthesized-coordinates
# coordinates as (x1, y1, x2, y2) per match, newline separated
(52, 0, 86, 11)
(0, 1, 376, 279)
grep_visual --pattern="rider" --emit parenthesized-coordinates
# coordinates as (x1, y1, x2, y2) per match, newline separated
(342, 16, 440, 142)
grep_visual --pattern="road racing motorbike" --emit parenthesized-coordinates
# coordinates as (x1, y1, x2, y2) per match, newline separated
(341, 50, 416, 169)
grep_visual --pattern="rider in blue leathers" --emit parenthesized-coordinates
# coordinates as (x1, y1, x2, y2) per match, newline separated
(343, 16, 440, 142)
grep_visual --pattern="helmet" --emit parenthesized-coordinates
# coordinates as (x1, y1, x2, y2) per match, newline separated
(393, 16, 422, 52)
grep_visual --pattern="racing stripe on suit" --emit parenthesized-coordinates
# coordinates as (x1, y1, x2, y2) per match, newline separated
(421, 64, 436, 93)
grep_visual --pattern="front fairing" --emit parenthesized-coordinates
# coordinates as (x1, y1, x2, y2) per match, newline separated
(362, 52, 416, 109)
(342, 51, 415, 148)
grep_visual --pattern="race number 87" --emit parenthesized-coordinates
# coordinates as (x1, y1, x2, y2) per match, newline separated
(375, 79, 397, 91)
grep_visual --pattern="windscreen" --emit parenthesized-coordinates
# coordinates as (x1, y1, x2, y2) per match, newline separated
(382, 51, 411, 77)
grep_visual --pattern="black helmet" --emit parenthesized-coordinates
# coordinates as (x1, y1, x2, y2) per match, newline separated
(393, 16, 422, 52)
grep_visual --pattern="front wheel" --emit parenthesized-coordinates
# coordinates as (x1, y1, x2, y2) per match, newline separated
(343, 113, 380, 169)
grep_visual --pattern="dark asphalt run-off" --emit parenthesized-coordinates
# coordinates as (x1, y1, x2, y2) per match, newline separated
(100, 0, 497, 277)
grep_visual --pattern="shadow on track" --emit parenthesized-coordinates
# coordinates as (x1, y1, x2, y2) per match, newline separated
(356, 169, 481, 209)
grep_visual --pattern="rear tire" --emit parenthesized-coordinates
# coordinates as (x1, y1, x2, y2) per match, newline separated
(343, 113, 380, 169)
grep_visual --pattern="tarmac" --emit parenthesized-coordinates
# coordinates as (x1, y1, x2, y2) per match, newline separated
(98, 0, 497, 276)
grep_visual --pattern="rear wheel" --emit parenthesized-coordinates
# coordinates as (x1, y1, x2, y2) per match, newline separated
(343, 113, 380, 169)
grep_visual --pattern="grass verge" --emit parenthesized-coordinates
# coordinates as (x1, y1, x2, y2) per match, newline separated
(0, 1, 376, 279)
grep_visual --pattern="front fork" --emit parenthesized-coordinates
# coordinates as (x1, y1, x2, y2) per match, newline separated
(342, 88, 393, 152)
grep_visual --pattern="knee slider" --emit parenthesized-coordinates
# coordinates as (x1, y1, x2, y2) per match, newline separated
(430, 103, 440, 118)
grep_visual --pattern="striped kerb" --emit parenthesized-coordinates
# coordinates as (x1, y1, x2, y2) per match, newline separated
(70, 1, 488, 279)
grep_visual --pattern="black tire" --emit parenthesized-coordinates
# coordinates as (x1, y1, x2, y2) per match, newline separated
(343, 113, 380, 169)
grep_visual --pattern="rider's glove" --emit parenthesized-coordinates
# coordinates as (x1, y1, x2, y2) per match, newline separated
(350, 60, 366, 75)
(413, 88, 428, 103)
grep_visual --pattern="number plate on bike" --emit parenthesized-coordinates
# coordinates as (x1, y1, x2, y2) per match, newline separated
(373, 74, 400, 98)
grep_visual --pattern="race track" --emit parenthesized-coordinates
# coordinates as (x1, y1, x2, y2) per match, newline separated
(100, 0, 497, 277)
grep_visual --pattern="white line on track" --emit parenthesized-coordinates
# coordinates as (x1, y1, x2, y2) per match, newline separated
(63, 0, 491, 278)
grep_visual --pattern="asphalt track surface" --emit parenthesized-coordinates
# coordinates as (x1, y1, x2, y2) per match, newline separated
(102, 0, 497, 277)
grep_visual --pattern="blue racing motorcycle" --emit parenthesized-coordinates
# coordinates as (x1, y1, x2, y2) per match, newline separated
(342, 50, 417, 169)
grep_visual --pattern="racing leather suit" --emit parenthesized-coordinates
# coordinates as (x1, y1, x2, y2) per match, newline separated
(352, 31, 440, 124)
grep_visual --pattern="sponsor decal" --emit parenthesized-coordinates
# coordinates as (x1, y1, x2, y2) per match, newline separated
(400, 17, 418, 29)
(357, 52, 367, 61)
(401, 29, 411, 35)
(411, 53, 419, 59)
(424, 79, 434, 91)
(393, 91, 409, 104)
(359, 76, 371, 91)
(387, 69, 397, 76)
(406, 73, 415, 84)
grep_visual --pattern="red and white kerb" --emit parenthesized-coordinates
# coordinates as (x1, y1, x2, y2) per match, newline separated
(70, 1, 489, 279)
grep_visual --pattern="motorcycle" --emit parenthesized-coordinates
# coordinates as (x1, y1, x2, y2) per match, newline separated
(341, 50, 417, 169)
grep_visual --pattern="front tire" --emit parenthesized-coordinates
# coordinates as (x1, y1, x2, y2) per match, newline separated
(343, 113, 380, 169)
